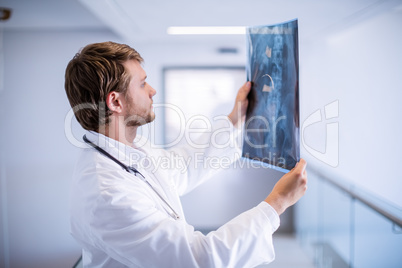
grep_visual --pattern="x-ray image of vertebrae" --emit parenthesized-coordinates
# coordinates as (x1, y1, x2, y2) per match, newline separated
(242, 19, 299, 171)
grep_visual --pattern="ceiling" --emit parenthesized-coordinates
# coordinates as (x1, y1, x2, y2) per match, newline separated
(1, 0, 401, 45)
(0, 0, 105, 30)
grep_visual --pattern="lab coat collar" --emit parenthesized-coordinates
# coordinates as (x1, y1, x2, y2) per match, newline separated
(84, 131, 147, 168)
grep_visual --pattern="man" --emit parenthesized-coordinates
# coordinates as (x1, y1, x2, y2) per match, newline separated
(65, 41, 307, 267)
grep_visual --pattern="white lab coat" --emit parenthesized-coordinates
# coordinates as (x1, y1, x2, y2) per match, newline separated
(70, 119, 280, 267)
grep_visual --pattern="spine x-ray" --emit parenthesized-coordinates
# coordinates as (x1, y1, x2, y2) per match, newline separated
(242, 19, 300, 172)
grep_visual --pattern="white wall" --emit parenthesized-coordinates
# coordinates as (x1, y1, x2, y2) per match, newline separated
(300, 7, 402, 208)
(295, 7, 402, 266)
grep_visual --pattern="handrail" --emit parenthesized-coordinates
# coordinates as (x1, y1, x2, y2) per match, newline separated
(308, 166, 402, 229)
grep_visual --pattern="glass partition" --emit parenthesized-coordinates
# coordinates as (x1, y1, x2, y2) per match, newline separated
(295, 169, 402, 268)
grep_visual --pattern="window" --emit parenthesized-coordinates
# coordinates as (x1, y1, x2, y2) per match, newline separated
(163, 67, 246, 146)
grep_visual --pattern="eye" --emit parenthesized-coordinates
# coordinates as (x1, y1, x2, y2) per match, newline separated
(141, 82, 146, 88)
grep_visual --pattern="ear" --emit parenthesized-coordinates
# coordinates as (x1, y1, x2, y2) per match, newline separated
(106, 91, 124, 114)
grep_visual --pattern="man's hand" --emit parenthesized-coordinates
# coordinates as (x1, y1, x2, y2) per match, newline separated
(265, 159, 308, 215)
(228, 82, 252, 127)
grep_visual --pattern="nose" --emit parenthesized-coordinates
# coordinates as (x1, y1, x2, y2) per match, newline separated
(149, 85, 156, 97)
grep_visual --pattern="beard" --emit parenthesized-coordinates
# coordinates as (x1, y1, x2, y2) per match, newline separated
(124, 112, 155, 127)
(124, 93, 155, 127)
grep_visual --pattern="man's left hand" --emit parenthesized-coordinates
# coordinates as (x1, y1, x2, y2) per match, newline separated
(228, 81, 251, 127)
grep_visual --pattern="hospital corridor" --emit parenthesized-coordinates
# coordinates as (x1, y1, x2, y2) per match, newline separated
(0, 0, 401, 267)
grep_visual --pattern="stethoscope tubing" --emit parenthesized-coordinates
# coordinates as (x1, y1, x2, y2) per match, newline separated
(83, 135, 180, 220)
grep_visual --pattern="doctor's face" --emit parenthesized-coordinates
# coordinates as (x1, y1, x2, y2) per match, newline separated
(122, 60, 157, 127)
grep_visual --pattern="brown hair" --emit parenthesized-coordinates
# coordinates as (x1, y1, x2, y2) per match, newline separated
(64, 41, 143, 131)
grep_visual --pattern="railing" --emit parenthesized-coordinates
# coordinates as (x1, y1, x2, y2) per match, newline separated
(309, 166, 402, 229)
(296, 165, 402, 268)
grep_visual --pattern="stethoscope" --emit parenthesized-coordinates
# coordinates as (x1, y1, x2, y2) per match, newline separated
(83, 135, 180, 220)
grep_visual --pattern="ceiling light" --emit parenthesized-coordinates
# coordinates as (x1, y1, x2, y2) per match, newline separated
(167, 26, 246, 35)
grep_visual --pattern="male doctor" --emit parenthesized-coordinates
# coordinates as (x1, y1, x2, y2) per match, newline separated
(65, 41, 307, 268)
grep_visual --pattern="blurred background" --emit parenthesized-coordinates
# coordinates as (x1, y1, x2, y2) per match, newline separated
(0, 0, 401, 267)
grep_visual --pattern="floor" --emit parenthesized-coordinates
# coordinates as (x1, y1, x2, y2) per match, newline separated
(257, 234, 316, 268)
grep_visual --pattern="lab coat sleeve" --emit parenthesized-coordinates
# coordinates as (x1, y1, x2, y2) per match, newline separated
(167, 116, 243, 195)
(83, 170, 280, 268)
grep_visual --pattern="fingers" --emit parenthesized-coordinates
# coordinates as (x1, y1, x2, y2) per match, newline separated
(237, 81, 251, 101)
(228, 82, 252, 127)
(294, 158, 307, 173)
(295, 159, 308, 190)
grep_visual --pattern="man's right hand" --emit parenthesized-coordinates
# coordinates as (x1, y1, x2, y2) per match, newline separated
(264, 159, 308, 215)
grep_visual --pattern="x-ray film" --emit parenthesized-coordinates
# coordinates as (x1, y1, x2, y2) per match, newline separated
(242, 19, 300, 172)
